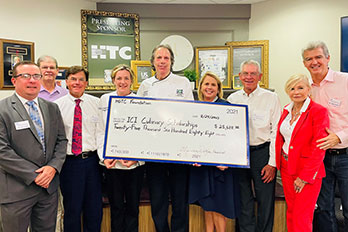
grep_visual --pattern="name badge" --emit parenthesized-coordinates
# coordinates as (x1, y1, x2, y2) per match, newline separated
(15, 120, 30, 130)
(328, 98, 341, 107)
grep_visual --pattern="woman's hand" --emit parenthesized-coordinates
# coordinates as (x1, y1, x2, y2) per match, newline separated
(192, 163, 201, 167)
(294, 177, 307, 193)
(119, 160, 137, 168)
(104, 159, 117, 169)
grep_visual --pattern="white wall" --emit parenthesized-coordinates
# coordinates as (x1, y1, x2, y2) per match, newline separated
(249, 0, 348, 105)
(0, 0, 96, 99)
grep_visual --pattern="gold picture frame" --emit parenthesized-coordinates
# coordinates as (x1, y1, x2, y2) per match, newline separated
(225, 40, 269, 88)
(131, 60, 155, 90)
(195, 46, 231, 89)
(0, 38, 35, 89)
(232, 75, 243, 90)
(81, 9, 140, 91)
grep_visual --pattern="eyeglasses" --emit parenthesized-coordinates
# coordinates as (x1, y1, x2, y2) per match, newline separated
(241, 72, 259, 77)
(14, 73, 42, 80)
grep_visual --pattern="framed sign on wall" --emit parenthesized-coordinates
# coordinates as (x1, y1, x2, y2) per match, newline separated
(81, 10, 140, 90)
(0, 38, 34, 89)
(226, 40, 269, 89)
(195, 46, 231, 89)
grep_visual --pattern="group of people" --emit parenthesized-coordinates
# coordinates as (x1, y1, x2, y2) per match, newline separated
(0, 40, 347, 232)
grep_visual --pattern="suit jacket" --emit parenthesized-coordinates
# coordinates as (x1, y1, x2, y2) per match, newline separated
(0, 94, 67, 204)
(275, 99, 329, 184)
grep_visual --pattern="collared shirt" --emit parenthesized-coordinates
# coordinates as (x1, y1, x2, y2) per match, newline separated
(310, 68, 348, 148)
(55, 93, 103, 155)
(38, 84, 68, 102)
(98, 91, 144, 169)
(227, 85, 281, 167)
(280, 97, 311, 154)
(137, 72, 194, 100)
(15, 93, 45, 130)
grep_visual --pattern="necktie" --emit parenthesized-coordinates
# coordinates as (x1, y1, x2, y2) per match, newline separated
(72, 99, 82, 155)
(26, 101, 45, 152)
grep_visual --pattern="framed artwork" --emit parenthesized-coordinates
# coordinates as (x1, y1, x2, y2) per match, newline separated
(131, 60, 154, 90)
(225, 40, 269, 88)
(232, 75, 243, 89)
(0, 38, 34, 89)
(57, 66, 69, 80)
(341, 16, 348, 72)
(81, 9, 140, 90)
(195, 46, 231, 89)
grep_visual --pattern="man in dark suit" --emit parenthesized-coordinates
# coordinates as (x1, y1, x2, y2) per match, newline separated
(0, 61, 67, 232)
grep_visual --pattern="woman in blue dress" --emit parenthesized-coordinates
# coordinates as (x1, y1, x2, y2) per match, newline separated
(189, 71, 240, 232)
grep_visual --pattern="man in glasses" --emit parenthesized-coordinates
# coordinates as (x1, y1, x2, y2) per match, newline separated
(227, 60, 281, 232)
(37, 55, 68, 101)
(0, 61, 67, 231)
(37, 55, 68, 232)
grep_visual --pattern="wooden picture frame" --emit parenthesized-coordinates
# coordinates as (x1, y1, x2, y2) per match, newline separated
(81, 9, 140, 91)
(195, 46, 231, 89)
(225, 40, 269, 88)
(131, 60, 154, 90)
(232, 75, 243, 90)
(0, 38, 34, 89)
(57, 66, 69, 80)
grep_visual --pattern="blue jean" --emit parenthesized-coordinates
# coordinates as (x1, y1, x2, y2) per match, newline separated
(316, 151, 348, 232)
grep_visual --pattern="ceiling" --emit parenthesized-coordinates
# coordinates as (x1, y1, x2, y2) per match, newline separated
(85, 0, 268, 4)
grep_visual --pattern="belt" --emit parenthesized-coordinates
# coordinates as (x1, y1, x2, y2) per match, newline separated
(67, 150, 97, 159)
(327, 148, 348, 155)
(250, 142, 270, 151)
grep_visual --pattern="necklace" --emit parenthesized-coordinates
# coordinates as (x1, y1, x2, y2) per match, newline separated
(292, 110, 301, 117)
(290, 108, 301, 125)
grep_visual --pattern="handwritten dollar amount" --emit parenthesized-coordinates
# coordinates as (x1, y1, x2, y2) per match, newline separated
(214, 124, 240, 130)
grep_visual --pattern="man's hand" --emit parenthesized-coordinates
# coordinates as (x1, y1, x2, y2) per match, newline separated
(104, 159, 117, 169)
(317, 128, 340, 150)
(35, 166, 56, 188)
(261, 164, 276, 183)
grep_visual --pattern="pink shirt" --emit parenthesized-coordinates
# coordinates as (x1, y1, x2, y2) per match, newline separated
(311, 68, 348, 148)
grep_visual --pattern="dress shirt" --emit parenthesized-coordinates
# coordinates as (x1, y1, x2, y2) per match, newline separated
(227, 85, 281, 167)
(15, 93, 44, 130)
(137, 72, 194, 100)
(99, 91, 144, 169)
(55, 93, 103, 155)
(38, 84, 68, 102)
(311, 68, 348, 148)
(280, 97, 311, 154)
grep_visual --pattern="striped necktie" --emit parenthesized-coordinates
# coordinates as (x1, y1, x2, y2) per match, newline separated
(26, 101, 45, 152)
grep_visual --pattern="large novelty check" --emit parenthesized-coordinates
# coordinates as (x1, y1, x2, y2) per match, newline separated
(103, 97, 250, 168)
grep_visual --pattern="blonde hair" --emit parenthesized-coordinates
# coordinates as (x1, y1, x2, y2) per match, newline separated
(198, 72, 223, 101)
(285, 74, 311, 95)
(111, 64, 135, 83)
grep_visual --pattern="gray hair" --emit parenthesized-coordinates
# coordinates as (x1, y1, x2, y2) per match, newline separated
(302, 41, 330, 59)
(240, 60, 262, 74)
(37, 55, 58, 68)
